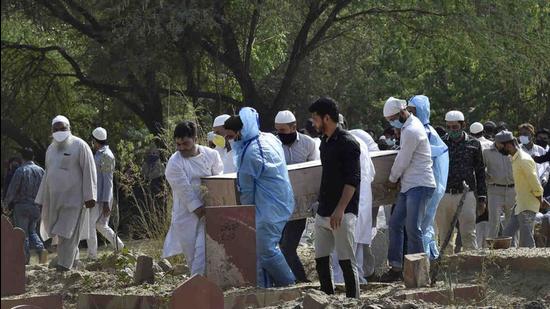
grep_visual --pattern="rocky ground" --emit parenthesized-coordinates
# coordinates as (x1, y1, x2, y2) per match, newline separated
(3, 239, 550, 308)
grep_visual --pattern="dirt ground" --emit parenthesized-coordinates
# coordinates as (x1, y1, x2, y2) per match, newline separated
(3, 240, 550, 308)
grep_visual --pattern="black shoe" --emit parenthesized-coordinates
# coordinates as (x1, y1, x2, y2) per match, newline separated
(365, 274, 379, 282)
(55, 265, 70, 272)
(378, 269, 402, 283)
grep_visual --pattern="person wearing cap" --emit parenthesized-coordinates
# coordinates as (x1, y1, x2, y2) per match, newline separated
(35, 115, 97, 271)
(308, 97, 361, 297)
(274, 110, 318, 283)
(406, 95, 449, 261)
(470, 122, 492, 151)
(86, 127, 124, 259)
(483, 121, 497, 140)
(495, 131, 544, 247)
(212, 114, 236, 173)
(469, 122, 493, 247)
(223, 108, 296, 288)
(379, 97, 435, 282)
(3, 147, 47, 264)
(436, 110, 486, 253)
(162, 121, 223, 275)
(519, 123, 548, 182)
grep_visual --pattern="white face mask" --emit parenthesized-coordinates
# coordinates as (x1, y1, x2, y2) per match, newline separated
(52, 131, 70, 143)
(519, 135, 530, 145)
(386, 139, 395, 146)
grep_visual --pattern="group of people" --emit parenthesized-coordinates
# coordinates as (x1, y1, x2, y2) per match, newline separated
(3, 116, 123, 270)
(2, 95, 548, 299)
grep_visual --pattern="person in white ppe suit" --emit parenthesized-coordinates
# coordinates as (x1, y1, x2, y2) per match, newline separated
(35, 115, 97, 271)
(332, 129, 376, 284)
(212, 114, 236, 173)
(86, 127, 124, 259)
(162, 121, 223, 275)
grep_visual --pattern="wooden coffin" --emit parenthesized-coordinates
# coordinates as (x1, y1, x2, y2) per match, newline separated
(201, 150, 398, 219)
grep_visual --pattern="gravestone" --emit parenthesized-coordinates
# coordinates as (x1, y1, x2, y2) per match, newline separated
(205, 206, 256, 289)
(134, 255, 154, 285)
(403, 253, 430, 288)
(1, 294, 63, 309)
(170, 275, 223, 309)
(1, 215, 26, 296)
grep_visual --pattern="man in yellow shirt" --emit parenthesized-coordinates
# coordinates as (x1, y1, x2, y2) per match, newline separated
(495, 131, 544, 248)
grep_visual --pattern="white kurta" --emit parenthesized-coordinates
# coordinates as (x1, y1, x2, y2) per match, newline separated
(350, 132, 376, 245)
(215, 146, 236, 174)
(162, 146, 223, 275)
(35, 135, 97, 241)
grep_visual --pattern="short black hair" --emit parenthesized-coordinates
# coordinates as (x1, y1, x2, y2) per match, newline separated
(223, 116, 243, 132)
(173, 121, 197, 139)
(20, 148, 34, 161)
(308, 97, 339, 123)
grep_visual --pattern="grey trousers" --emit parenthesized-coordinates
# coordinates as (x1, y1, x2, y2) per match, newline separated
(487, 185, 516, 238)
(314, 213, 359, 297)
(503, 209, 536, 248)
(57, 208, 84, 269)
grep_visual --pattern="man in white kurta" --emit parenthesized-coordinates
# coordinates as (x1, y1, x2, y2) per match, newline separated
(162, 121, 223, 276)
(35, 115, 96, 271)
(87, 127, 124, 259)
(332, 133, 375, 284)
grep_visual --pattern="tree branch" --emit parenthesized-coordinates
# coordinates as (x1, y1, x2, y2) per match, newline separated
(335, 7, 448, 23)
(244, 1, 261, 76)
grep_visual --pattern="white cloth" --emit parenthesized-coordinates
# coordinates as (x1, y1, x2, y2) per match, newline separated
(275, 110, 296, 124)
(162, 146, 223, 275)
(313, 137, 321, 153)
(383, 97, 406, 117)
(35, 135, 96, 241)
(521, 144, 548, 180)
(87, 203, 124, 258)
(349, 129, 380, 152)
(282, 132, 319, 164)
(389, 115, 436, 192)
(213, 114, 231, 127)
(215, 146, 236, 174)
(52, 115, 70, 126)
(349, 132, 375, 245)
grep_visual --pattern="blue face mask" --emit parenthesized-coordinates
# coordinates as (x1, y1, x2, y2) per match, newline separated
(389, 119, 404, 129)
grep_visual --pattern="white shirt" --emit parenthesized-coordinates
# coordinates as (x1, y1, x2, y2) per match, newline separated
(282, 132, 319, 164)
(389, 115, 436, 193)
(349, 129, 380, 152)
(521, 143, 548, 180)
(215, 146, 236, 174)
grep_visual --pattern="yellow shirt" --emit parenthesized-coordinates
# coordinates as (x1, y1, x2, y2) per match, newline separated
(511, 149, 543, 214)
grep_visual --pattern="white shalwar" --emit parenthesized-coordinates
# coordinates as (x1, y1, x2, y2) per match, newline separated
(162, 146, 223, 276)
(332, 135, 375, 283)
(215, 146, 237, 174)
(35, 134, 97, 269)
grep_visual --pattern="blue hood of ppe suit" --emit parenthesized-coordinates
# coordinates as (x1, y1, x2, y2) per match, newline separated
(409, 95, 449, 260)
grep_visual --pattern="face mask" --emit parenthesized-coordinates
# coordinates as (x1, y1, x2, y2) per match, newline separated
(52, 131, 70, 143)
(213, 134, 226, 148)
(278, 131, 298, 145)
(386, 139, 395, 146)
(519, 135, 530, 145)
(389, 119, 403, 129)
(448, 130, 462, 140)
(228, 139, 235, 149)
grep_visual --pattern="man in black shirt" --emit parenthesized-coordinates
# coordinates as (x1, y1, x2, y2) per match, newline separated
(436, 110, 487, 253)
(309, 97, 361, 298)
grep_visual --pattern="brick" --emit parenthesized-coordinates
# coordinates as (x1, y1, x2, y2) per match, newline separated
(134, 255, 154, 285)
(170, 275, 223, 309)
(395, 284, 484, 305)
(76, 293, 164, 309)
(403, 253, 430, 288)
(1, 294, 62, 309)
(205, 205, 256, 289)
(1, 215, 26, 296)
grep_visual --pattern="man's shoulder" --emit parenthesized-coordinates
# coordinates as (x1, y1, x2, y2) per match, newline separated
(465, 135, 482, 148)
(298, 132, 315, 145)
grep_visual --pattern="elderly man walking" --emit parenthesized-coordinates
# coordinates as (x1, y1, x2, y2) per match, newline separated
(495, 131, 544, 247)
(36, 115, 96, 271)
(86, 127, 124, 259)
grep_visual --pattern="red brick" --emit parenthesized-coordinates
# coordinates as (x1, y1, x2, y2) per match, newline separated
(1, 216, 26, 296)
(170, 275, 223, 309)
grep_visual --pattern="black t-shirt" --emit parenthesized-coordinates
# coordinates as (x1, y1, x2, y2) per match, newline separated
(317, 127, 361, 216)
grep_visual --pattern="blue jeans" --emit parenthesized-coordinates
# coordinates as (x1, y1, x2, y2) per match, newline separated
(257, 220, 296, 287)
(388, 186, 434, 269)
(14, 203, 45, 263)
